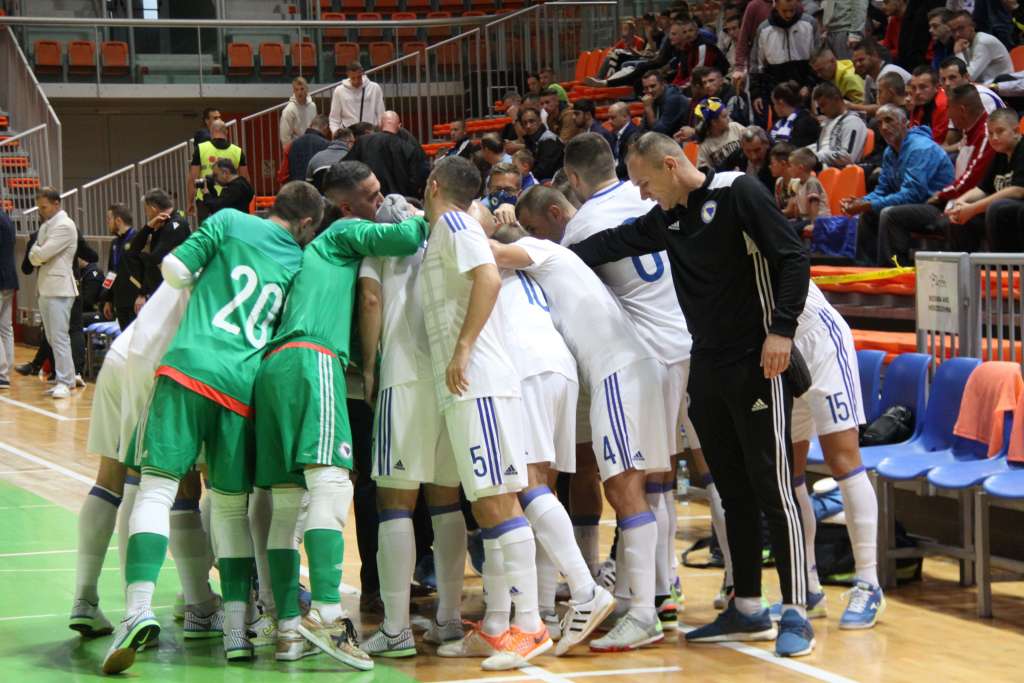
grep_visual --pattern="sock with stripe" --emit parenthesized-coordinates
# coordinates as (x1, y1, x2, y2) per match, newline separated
(209, 491, 255, 634)
(430, 505, 467, 624)
(267, 487, 305, 627)
(572, 516, 601, 577)
(482, 537, 511, 636)
(248, 487, 276, 615)
(494, 519, 541, 632)
(75, 484, 121, 604)
(116, 476, 139, 580)
(837, 467, 879, 586)
(377, 512, 414, 633)
(645, 481, 671, 598)
(522, 486, 596, 605)
(793, 476, 822, 594)
(169, 498, 216, 611)
(125, 474, 179, 616)
(705, 479, 734, 587)
(621, 511, 658, 625)
(304, 467, 352, 624)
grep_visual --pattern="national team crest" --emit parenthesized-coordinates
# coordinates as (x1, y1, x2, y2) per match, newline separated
(700, 200, 717, 224)
(339, 442, 352, 458)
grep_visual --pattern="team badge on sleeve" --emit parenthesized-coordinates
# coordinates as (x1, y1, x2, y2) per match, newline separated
(700, 200, 717, 224)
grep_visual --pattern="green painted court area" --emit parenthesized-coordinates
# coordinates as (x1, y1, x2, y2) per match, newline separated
(0, 480, 418, 683)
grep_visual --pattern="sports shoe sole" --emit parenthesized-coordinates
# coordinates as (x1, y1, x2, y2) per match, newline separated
(298, 624, 374, 671)
(555, 592, 618, 656)
(589, 630, 664, 653)
(275, 645, 320, 661)
(69, 618, 113, 638)
(225, 647, 255, 662)
(686, 626, 778, 643)
(839, 597, 886, 631)
(658, 613, 679, 631)
(776, 636, 816, 658)
(369, 645, 417, 658)
(184, 629, 223, 640)
(101, 621, 161, 675)
(482, 637, 553, 671)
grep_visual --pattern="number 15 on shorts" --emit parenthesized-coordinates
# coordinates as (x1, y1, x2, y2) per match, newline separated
(825, 391, 850, 423)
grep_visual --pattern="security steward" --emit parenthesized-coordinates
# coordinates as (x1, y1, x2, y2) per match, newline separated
(189, 119, 248, 223)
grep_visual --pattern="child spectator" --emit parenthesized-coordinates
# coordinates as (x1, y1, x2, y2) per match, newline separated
(769, 141, 798, 210)
(785, 147, 831, 236)
(513, 149, 538, 190)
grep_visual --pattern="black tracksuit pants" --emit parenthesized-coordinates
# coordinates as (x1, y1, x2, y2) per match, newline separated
(687, 350, 808, 607)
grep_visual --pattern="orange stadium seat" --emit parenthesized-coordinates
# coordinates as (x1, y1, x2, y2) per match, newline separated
(392, 12, 418, 39)
(101, 41, 129, 77)
(356, 12, 384, 41)
(862, 128, 875, 158)
(341, 0, 363, 10)
(684, 141, 698, 165)
(375, 0, 400, 10)
(406, 0, 433, 11)
(33, 40, 62, 76)
(334, 42, 361, 75)
(290, 40, 317, 75)
(67, 40, 96, 75)
(830, 164, 866, 215)
(435, 41, 460, 69)
(259, 42, 286, 76)
(818, 166, 840, 199)
(426, 12, 452, 40)
(439, 0, 466, 10)
(226, 42, 254, 77)
(0, 156, 30, 170)
(402, 41, 428, 70)
(369, 42, 395, 66)
(1012, 45, 1024, 71)
(321, 12, 347, 44)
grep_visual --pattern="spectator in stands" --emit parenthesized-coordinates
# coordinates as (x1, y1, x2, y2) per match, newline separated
(784, 147, 832, 235)
(539, 66, 570, 104)
(189, 119, 248, 222)
(513, 149, 538, 190)
(974, 0, 1018, 48)
(306, 127, 354, 190)
(885, 0, 944, 72)
(28, 187, 77, 400)
(608, 101, 641, 179)
(500, 90, 522, 141)
(126, 188, 191, 313)
(444, 119, 480, 159)
(479, 134, 512, 167)
(820, 0, 869, 59)
(770, 141, 799, 209)
(98, 203, 139, 330)
(516, 107, 563, 182)
(927, 8, 956, 71)
(282, 114, 331, 183)
(810, 45, 867, 104)
(615, 19, 647, 52)
(848, 39, 912, 117)
(641, 70, 689, 136)
(674, 66, 711, 142)
(909, 66, 950, 144)
(877, 70, 911, 110)
(279, 77, 317, 149)
(482, 162, 523, 216)
(585, 19, 689, 90)
(732, 0, 773, 86)
(748, 0, 818, 125)
(695, 97, 746, 170)
(813, 82, 868, 168)
(702, 66, 748, 125)
(193, 106, 220, 147)
(939, 56, 1007, 114)
(328, 62, 386, 133)
(199, 159, 255, 216)
(0, 208, 15, 390)
(526, 72, 543, 97)
(948, 10, 1014, 83)
(571, 98, 615, 147)
(540, 88, 577, 142)
(344, 111, 427, 197)
(769, 81, 821, 147)
(671, 16, 730, 89)
(842, 105, 954, 265)
(728, 125, 774, 191)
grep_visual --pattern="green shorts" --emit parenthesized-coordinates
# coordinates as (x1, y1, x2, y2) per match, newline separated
(253, 341, 354, 488)
(138, 375, 253, 494)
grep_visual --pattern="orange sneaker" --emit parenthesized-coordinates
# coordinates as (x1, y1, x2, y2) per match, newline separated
(482, 624, 552, 671)
(437, 621, 505, 658)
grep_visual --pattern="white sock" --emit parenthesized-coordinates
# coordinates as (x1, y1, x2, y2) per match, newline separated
(793, 477, 822, 594)
(482, 538, 511, 636)
(572, 517, 601, 576)
(494, 519, 541, 632)
(783, 603, 807, 618)
(169, 502, 215, 607)
(126, 581, 155, 614)
(522, 487, 596, 604)
(225, 600, 248, 633)
(129, 475, 178, 538)
(267, 488, 304, 621)
(734, 596, 761, 616)
(313, 601, 344, 623)
(707, 481, 733, 586)
(430, 507, 466, 624)
(664, 488, 678, 575)
(837, 467, 879, 587)
(646, 483, 671, 597)
(117, 477, 139, 579)
(377, 513, 414, 634)
(76, 485, 120, 603)
(612, 527, 631, 609)
(621, 511, 658, 624)
(248, 487, 275, 613)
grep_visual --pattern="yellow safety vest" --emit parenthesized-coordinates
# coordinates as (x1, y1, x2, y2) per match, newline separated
(196, 140, 243, 199)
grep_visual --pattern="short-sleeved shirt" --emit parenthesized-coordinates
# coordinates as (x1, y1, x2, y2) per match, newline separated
(157, 209, 302, 416)
(270, 216, 428, 363)
(795, 176, 831, 220)
(517, 236, 653, 387)
(498, 270, 578, 383)
(979, 137, 1024, 195)
(190, 138, 248, 167)
(420, 210, 520, 410)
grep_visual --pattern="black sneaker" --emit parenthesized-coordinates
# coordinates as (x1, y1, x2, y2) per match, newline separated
(15, 363, 37, 376)
(0, 378, 9, 390)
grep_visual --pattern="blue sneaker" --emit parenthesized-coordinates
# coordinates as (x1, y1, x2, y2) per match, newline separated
(769, 590, 827, 622)
(839, 580, 885, 630)
(467, 530, 484, 576)
(685, 601, 777, 643)
(414, 553, 437, 591)
(775, 609, 815, 657)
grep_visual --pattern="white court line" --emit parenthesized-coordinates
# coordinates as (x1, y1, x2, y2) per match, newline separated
(0, 468, 54, 476)
(0, 441, 92, 486)
(0, 396, 89, 422)
(0, 546, 113, 558)
(679, 623, 858, 683)
(441, 665, 683, 683)
(0, 567, 120, 573)
(0, 604, 172, 623)
(0, 502, 58, 510)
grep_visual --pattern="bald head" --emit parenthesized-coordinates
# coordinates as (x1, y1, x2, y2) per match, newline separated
(210, 119, 228, 139)
(380, 111, 401, 133)
(608, 101, 632, 133)
(514, 185, 576, 243)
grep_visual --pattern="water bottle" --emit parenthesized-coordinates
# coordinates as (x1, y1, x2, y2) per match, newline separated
(676, 460, 689, 506)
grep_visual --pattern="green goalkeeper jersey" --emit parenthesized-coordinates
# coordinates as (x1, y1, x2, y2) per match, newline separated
(157, 209, 303, 415)
(267, 215, 429, 365)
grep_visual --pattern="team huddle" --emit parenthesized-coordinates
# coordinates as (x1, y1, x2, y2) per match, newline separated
(70, 130, 886, 676)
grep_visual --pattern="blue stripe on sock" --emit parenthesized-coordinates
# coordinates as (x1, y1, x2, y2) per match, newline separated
(619, 510, 656, 530)
(171, 498, 198, 511)
(125, 475, 141, 486)
(697, 473, 713, 488)
(379, 509, 413, 522)
(836, 465, 866, 481)
(519, 485, 552, 509)
(645, 482, 664, 494)
(481, 515, 530, 540)
(792, 475, 806, 487)
(429, 503, 462, 516)
(89, 486, 122, 507)
(571, 515, 601, 526)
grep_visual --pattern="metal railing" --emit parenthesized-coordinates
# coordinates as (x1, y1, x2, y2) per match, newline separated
(0, 123, 51, 229)
(137, 142, 191, 221)
(970, 253, 1024, 364)
(915, 252, 972, 364)
(79, 164, 138, 237)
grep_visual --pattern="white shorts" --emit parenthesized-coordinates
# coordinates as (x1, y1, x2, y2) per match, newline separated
(590, 358, 671, 481)
(86, 347, 127, 461)
(522, 372, 578, 473)
(791, 308, 865, 443)
(117, 348, 162, 465)
(372, 380, 459, 490)
(666, 359, 701, 452)
(443, 396, 528, 502)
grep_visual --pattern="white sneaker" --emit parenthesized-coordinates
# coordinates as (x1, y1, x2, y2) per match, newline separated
(436, 623, 503, 658)
(275, 628, 319, 661)
(555, 585, 616, 655)
(589, 613, 664, 652)
(423, 618, 464, 645)
(49, 384, 71, 399)
(246, 611, 277, 648)
(68, 599, 113, 637)
(541, 611, 562, 641)
(595, 558, 616, 590)
(102, 609, 160, 674)
(298, 609, 374, 670)
(74, 374, 86, 388)
(224, 627, 255, 661)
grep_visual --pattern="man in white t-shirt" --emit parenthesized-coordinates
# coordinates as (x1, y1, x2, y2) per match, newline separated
(947, 10, 1014, 84)
(419, 157, 550, 671)
(328, 62, 386, 133)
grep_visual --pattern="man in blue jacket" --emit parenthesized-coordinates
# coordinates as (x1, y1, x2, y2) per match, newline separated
(641, 71, 690, 136)
(840, 105, 955, 265)
(0, 209, 17, 389)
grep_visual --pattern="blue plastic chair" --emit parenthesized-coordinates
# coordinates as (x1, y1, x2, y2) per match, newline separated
(806, 348, 887, 466)
(928, 412, 1014, 490)
(809, 352, 933, 469)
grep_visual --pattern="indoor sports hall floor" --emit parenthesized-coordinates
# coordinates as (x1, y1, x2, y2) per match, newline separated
(1, 344, 1023, 683)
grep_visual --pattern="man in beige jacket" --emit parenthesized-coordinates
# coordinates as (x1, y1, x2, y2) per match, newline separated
(29, 187, 78, 399)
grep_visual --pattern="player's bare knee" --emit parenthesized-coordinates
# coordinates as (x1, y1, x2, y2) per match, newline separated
(471, 491, 520, 528)
(527, 462, 550, 489)
(95, 457, 126, 494)
(820, 428, 863, 478)
(375, 486, 418, 513)
(604, 469, 647, 517)
(177, 469, 202, 501)
(423, 484, 460, 508)
(791, 440, 810, 476)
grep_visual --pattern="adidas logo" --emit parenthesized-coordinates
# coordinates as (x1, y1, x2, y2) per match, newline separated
(504, 464, 518, 476)
(751, 398, 769, 412)
(509, 586, 521, 595)
(394, 460, 405, 471)
(633, 451, 645, 461)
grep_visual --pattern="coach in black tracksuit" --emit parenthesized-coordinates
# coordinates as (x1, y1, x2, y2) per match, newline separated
(570, 132, 812, 644)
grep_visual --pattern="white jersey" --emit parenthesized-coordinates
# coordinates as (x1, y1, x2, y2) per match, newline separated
(517, 236, 654, 387)
(498, 270, 578, 383)
(359, 247, 433, 390)
(795, 281, 832, 340)
(562, 180, 692, 363)
(421, 210, 520, 411)
(126, 282, 190, 367)
(108, 320, 135, 360)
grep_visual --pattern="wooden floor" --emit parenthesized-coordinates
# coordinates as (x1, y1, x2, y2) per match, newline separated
(2, 342, 1024, 683)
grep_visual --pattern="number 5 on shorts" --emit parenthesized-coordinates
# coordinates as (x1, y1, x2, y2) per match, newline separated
(470, 445, 487, 478)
